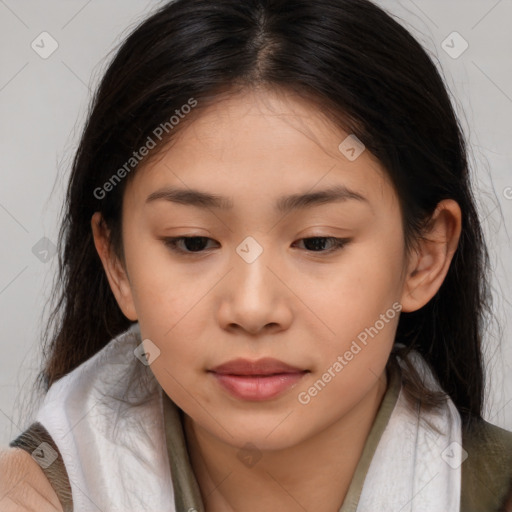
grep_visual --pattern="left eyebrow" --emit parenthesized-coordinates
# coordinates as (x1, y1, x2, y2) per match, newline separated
(145, 184, 370, 214)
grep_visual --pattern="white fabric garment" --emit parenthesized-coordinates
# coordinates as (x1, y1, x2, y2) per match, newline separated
(34, 323, 462, 512)
(36, 323, 176, 512)
(356, 345, 462, 511)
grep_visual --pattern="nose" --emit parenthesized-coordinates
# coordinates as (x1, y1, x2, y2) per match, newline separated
(216, 237, 293, 336)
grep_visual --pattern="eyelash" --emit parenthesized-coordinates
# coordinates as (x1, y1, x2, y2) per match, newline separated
(162, 236, 350, 256)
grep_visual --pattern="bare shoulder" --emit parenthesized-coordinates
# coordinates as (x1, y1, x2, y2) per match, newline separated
(0, 446, 64, 511)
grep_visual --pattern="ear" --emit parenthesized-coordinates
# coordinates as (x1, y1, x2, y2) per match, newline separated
(91, 212, 138, 321)
(400, 199, 462, 313)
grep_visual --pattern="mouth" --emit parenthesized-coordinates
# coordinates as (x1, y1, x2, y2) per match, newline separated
(209, 357, 307, 376)
(208, 358, 309, 401)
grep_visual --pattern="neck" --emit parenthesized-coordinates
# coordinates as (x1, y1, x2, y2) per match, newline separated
(183, 369, 389, 512)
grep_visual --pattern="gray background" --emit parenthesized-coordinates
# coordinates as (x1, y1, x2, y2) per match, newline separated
(1, 0, 511, 446)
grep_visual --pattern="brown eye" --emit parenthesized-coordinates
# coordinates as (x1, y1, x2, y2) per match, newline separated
(163, 236, 218, 254)
(292, 237, 350, 253)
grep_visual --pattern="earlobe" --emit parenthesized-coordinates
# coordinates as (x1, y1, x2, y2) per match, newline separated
(91, 212, 138, 321)
(400, 199, 462, 313)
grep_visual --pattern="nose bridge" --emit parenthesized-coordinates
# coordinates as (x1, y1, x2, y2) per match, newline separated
(218, 233, 289, 332)
(235, 235, 266, 267)
(232, 234, 272, 293)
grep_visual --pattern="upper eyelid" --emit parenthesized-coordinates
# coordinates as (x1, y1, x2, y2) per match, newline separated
(163, 235, 345, 242)
(162, 235, 350, 254)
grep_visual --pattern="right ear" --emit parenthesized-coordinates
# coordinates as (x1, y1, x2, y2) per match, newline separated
(91, 212, 138, 321)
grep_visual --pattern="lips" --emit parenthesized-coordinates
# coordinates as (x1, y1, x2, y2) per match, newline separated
(209, 357, 306, 376)
(209, 358, 309, 401)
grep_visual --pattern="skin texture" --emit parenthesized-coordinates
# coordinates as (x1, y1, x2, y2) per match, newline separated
(92, 86, 462, 512)
(0, 448, 63, 511)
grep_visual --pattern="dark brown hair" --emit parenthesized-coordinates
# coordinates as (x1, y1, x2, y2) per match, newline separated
(36, 0, 494, 424)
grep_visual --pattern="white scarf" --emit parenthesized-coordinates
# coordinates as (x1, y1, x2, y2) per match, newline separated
(35, 323, 462, 511)
(356, 346, 462, 511)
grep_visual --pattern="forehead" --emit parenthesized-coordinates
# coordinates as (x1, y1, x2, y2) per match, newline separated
(125, 87, 394, 214)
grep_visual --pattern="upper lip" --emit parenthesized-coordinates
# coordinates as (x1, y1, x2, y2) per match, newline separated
(209, 357, 307, 376)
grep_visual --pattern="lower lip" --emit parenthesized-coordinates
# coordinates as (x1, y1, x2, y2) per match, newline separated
(211, 372, 307, 401)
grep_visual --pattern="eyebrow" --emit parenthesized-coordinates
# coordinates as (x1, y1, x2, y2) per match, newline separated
(145, 184, 369, 214)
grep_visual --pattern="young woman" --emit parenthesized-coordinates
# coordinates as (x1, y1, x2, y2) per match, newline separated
(2, 0, 512, 511)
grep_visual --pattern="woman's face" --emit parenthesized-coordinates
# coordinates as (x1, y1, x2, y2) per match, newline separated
(112, 87, 411, 450)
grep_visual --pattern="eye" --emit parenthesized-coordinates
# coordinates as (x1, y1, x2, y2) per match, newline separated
(162, 236, 350, 256)
(162, 236, 218, 255)
(292, 237, 350, 253)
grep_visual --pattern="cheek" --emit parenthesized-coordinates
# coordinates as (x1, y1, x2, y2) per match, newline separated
(125, 237, 190, 324)
(137, 312, 209, 410)
(129, 237, 213, 316)
(307, 238, 404, 342)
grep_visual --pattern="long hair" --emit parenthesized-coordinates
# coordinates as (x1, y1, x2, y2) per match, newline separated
(37, 0, 493, 424)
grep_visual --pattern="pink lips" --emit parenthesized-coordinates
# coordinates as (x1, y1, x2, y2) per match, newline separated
(209, 357, 309, 401)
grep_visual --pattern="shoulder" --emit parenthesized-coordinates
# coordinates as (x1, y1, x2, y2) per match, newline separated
(461, 416, 512, 512)
(463, 415, 512, 464)
(0, 446, 64, 511)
